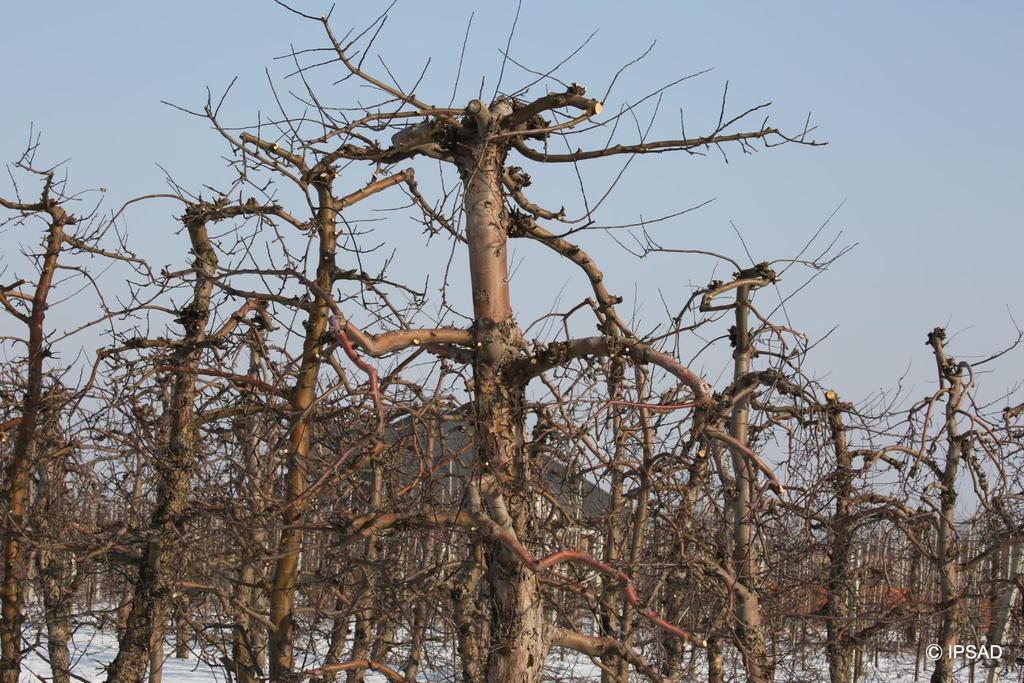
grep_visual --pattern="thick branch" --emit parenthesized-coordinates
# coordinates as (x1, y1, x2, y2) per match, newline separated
(502, 87, 602, 130)
(551, 627, 664, 682)
(512, 128, 782, 163)
(519, 336, 713, 408)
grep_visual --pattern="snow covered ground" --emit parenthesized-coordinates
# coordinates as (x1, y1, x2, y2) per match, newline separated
(17, 626, 1017, 681)
(20, 627, 229, 683)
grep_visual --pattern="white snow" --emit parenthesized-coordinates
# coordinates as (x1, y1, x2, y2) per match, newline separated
(17, 626, 1016, 681)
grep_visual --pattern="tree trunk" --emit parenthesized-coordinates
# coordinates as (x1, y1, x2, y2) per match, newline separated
(664, 438, 716, 680)
(319, 593, 351, 683)
(231, 555, 267, 683)
(0, 208, 66, 683)
(728, 285, 772, 683)
(230, 338, 270, 683)
(149, 619, 164, 683)
(906, 543, 922, 647)
(346, 465, 383, 683)
(36, 481, 75, 683)
(268, 186, 337, 678)
(106, 213, 217, 683)
(173, 613, 189, 659)
(707, 635, 725, 683)
(458, 110, 548, 682)
(33, 426, 76, 683)
(600, 359, 626, 683)
(985, 543, 1022, 683)
(611, 366, 655, 682)
(37, 550, 73, 683)
(825, 402, 856, 683)
(929, 329, 964, 683)
(453, 540, 490, 683)
(403, 537, 434, 680)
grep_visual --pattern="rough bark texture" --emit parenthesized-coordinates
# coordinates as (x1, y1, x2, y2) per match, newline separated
(231, 555, 266, 683)
(35, 447, 75, 683)
(39, 573, 73, 683)
(600, 359, 626, 683)
(403, 536, 434, 680)
(149, 620, 164, 683)
(346, 465, 384, 683)
(729, 286, 772, 683)
(230, 337, 269, 683)
(611, 366, 655, 682)
(824, 404, 855, 683)
(458, 113, 548, 682)
(1, 207, 66, 683)
(905, 542, 922, 647)
(453, 541, 490, 683)
(985, 543, 1022, 683)
(929, 328, 963, 683)
(319, 592, 351, 683)
(105, 213, 217, 683)
(661, 441, 714, 680)
(268, 185, 338, 678)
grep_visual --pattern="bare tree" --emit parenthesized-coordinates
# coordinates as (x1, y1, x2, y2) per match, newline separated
(5, 7, 1022, 683)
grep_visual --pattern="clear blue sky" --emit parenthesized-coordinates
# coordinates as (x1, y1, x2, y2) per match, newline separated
(2, 1, 1022, 404)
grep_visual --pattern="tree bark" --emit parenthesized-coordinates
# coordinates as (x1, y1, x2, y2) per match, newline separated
(824, 402, 855, 683)
(268, 185, 337, 678)
(230, 334, 270, 683)
(928, 329, 964, 683)
(664, 436, 717, 680)
(1, 206, 66, 683)
(453, 540, 490, 683)
(600, 359, 626, 683)
(985, 543, 1022, 683)
(346, 465, 383, 683)
(38, 563, 73, 683)
(611, 366, 655, 682)
(34, 449, 75, 683)
(458, 112, 548, 682)
(149, 619, 164, 683)
(319, 592, 351, 683)
(728, 285, 772, 683)
(707, 635, 725, 683)
(105, 212, 217, 683)
(905, 540, 922, 647)
(403, 536, 434, 680)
